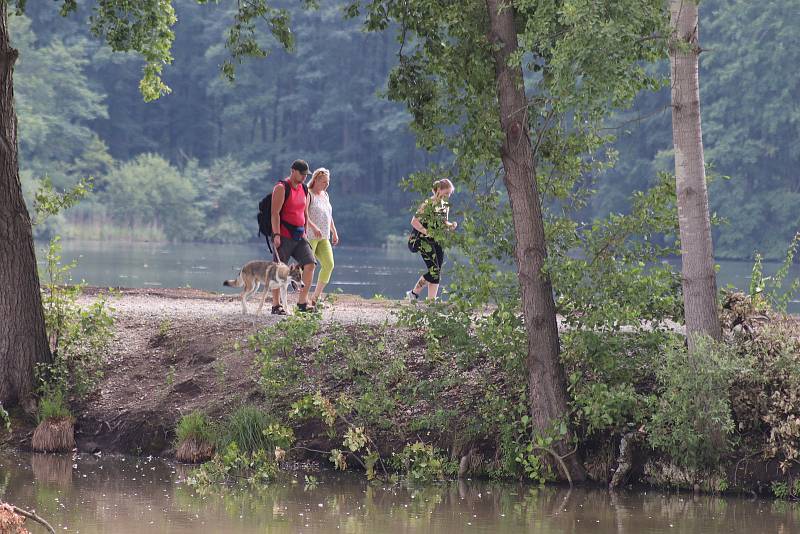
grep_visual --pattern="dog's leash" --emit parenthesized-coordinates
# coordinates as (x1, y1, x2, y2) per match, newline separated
(269, 236, 280, 263)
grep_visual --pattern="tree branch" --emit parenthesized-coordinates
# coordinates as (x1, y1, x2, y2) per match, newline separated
(533, 444, 576, 488)
(9, 504, 56, 534)
(600, 105, 671, 133)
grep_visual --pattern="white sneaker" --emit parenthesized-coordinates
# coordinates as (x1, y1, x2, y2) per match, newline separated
(405, 290, 419, 301)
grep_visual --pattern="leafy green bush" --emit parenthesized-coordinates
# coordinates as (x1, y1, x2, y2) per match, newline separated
(187, 407, 293, 486)
(187, 442, 280, 487)
(38, 237, 114, 400)
(562, 329, 672, 443)
(175, 411, 217, 446)
(100, 153, 202, 241)
(26, 170, 113, 404)
(571, 381, 646, 437)
(648, 338, 741, 471)
(391, 442, 449, 483)
(250, 314, 319, 398)
(38, 389, 71, 422)
(398, 302, 536, 481)
(772, 481, 790, 500)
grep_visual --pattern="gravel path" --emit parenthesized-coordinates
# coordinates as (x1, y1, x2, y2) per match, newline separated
(78, 287, 401, 326)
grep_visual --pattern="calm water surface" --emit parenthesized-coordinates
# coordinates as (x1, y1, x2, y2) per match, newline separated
(1, 451, 797, 533)
(37, 241, 800, 313)
(37, 240, 800, 312)
(39, 240, 423, 300)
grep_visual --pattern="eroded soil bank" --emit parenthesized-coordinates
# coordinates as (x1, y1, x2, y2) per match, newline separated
(7, 288, 447, 457)
(69, 288, 402, 456)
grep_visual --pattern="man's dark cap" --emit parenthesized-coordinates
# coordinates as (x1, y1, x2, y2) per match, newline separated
(291, 159, 311, 175)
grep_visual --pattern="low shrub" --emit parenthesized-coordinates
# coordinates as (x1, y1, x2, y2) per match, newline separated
(250, 315, 318, 398)
(187, 442, 280, 487)
(648, 337, 740, 472)
(38, 237, 114, 400)
(187, 409, 294, 486)
(391, 442, 449, 483)
(571, 381, 647, 438)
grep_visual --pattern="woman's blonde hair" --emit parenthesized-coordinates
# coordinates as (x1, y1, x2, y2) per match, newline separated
(309, 167, 330, 189)
(432, 178, 454, 193)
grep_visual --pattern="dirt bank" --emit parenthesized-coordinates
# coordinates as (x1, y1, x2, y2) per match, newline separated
(61, 288, 403, 456)
(9, 287, 493, 466)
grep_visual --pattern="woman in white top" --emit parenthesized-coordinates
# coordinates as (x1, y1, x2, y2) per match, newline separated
(307, 168, 339, 306)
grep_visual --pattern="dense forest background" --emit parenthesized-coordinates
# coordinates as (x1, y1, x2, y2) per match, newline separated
(12, 0, 799, 258)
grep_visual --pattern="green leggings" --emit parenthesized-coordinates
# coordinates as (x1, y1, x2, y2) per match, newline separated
(309, 238, 334, 284)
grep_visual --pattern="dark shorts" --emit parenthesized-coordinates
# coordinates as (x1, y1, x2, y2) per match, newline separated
(276, 237, 316, 266)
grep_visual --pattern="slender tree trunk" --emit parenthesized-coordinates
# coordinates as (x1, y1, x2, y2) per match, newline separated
(669, 0, 721, 350)
(485, 0, 585, 482)
(0, 5, 52, 407)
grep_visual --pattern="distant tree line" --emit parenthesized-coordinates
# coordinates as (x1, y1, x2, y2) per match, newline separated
(12, 0, 800, 257)
(15, 1, 431, 245)
(596, 0, 800, 260)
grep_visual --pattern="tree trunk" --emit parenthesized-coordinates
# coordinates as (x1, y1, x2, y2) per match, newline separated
(669, 0, 721, 350)
(0, 5, 52, 407)
(485, 0, 586, 483)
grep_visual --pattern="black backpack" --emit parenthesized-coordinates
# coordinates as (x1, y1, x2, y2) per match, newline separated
(257, 180, 309, 252)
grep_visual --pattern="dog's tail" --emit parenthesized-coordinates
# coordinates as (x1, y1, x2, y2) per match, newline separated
(223, 273, 243, 287)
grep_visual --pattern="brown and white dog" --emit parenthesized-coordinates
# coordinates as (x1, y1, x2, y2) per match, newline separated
(223, 261, 303, 314)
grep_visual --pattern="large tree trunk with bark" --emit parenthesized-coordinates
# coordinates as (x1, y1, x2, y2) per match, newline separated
(485, 0, 586, 483)
(669, 0, 721, 350)
(0, 6, 52, 407)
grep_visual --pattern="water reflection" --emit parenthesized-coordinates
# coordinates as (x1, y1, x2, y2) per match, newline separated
(0, 451, 798, 533)
(31, 453, 73, 488)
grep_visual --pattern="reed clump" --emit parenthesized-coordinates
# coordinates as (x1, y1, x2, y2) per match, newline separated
(175, 411, 216, 463)
(32, 391, 74, 453)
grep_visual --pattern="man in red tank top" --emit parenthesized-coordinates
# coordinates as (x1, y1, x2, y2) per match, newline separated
(270, 159, 318, 314)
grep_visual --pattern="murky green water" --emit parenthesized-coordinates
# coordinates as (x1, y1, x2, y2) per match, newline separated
(1, 452, 797, 533)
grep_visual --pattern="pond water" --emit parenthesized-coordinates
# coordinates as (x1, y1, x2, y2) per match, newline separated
(1, 451, 797, 533)
(38, 240, 423, 300)
(36, 239, 800, 312)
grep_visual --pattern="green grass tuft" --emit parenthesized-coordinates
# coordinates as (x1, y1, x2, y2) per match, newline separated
(175, 411, 217, 446)
(38, 390, 71, 422)
(219, 406, 285, 454)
